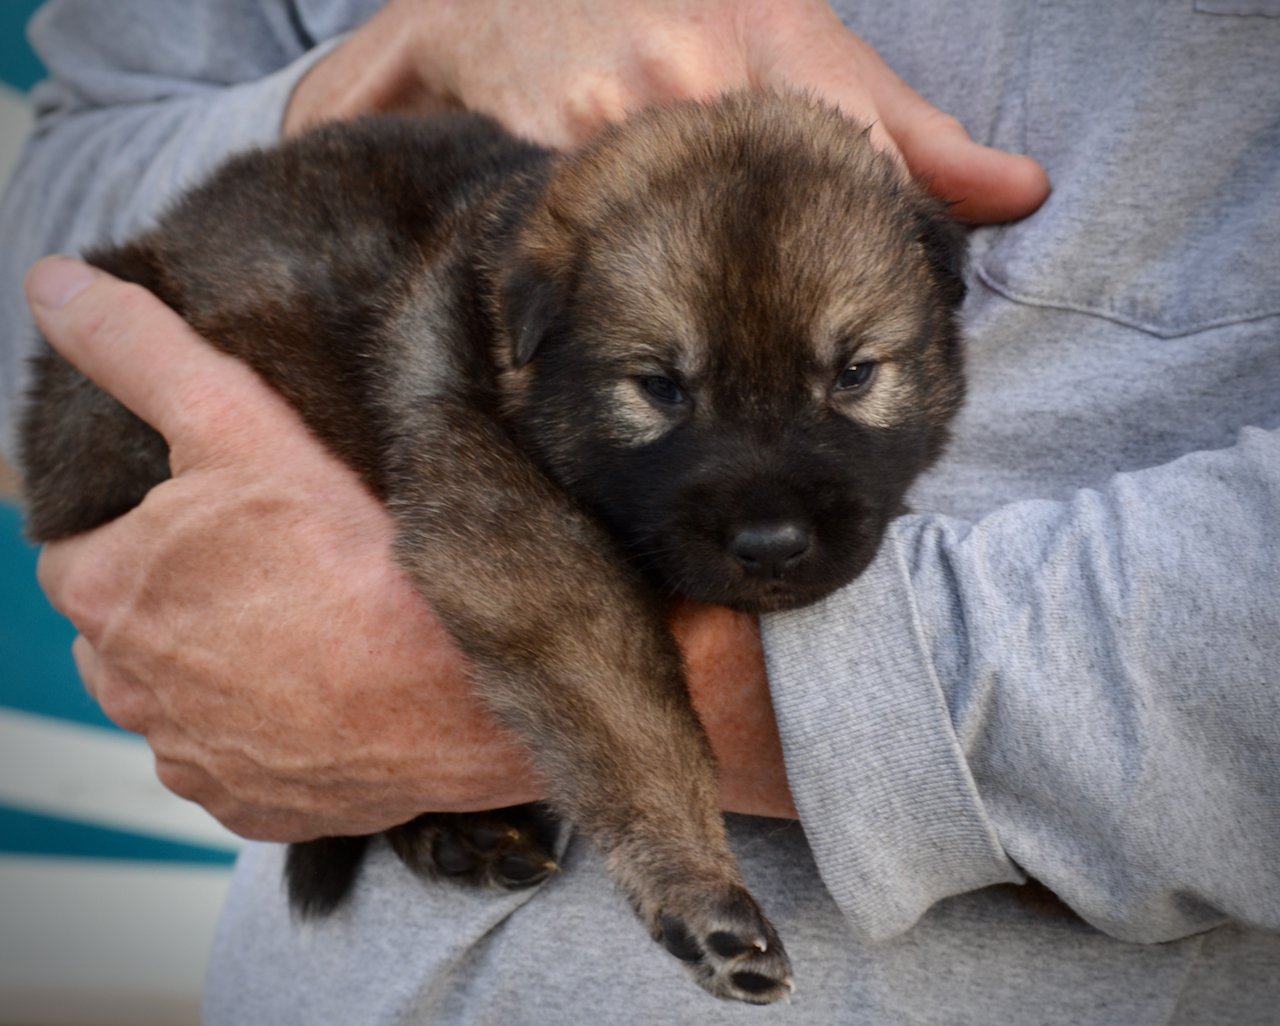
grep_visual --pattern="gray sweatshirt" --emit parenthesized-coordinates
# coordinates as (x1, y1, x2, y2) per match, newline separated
(1, 1, 1277, 1023)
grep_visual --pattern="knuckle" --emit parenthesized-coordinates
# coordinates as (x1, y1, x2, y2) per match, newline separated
(904, 109, 968, 148)
(633, 28, 737, 100)
(923, 110, 967, 139)
(95, 676, 154, 734)
(206, 798, 304, 843)
(563, 72, 629, 138)
(70, 635, 100, 698)
(226, 815, 301, 844)
(79, 280, 160, 353)
(174, 360, 285, 461)
(154, 756, 209, 802)
(183, 378, 259, 450)
(43, 557, 112, 639)
(174, 372, 238, 433)
(151, 759, 279, 841)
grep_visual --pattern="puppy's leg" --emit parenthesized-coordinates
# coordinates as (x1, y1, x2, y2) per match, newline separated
(386, 396, 793, 1003)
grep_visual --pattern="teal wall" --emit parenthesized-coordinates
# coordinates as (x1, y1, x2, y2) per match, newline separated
(1, 1, 45, 91)
(1, 505, 113, 731)
(0, 3, 236, 867)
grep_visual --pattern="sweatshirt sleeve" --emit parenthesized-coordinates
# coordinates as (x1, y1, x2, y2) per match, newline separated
(0, 0, 344, 455)
(763, 424, 1280, 944)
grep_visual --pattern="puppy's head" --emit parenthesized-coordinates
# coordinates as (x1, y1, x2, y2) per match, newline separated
(496, 93, 966, 612)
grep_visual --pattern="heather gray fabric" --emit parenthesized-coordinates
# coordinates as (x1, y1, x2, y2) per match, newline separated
(1, 1, 1277, 1023)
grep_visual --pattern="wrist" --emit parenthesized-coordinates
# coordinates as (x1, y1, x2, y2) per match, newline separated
(283, 0, 443, 136)
(672, 601, 798, 820)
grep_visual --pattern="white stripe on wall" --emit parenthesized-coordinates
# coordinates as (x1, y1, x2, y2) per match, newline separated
(0, 855, 229, 1026)
(0, 708, 241, 852)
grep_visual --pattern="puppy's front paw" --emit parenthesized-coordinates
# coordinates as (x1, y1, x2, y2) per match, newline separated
(388, 806, 560, 890)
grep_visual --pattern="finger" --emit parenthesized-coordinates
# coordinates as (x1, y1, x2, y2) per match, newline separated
(36, 513, 146, 642)
(760, 20, 1049, 223)
(70, 634, 101, 700)
(154, 754, 359, 843)
(24, 256, 285, 449)
(749, 9, 903, 158)
(154, 755, 224, 808)
(37, 530, 124, 642)
(150, 757, 292, 840)
(871, 82, 1051, 223)
(72, 635, 158, 734)
(559, 70, 634, 147)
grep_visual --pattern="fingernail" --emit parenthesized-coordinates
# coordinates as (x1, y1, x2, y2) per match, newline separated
(26, 256, 98, 310)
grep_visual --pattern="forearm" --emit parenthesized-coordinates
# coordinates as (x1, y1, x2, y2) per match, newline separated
(20, 0, 329, 238)
(923, 429, 1280, 939)
(766, 427, 1280, 941)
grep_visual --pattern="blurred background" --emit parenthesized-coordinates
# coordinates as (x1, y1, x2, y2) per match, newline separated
(1, 4, 242, 1023)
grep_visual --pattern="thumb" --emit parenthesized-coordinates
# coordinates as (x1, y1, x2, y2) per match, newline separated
(871, 84, 1051, 224)
(25, 256, 289, 459)
(761, 14, 1050, 224)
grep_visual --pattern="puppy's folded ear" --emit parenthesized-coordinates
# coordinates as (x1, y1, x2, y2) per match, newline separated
(915, 202, 968, 308)
(500, 260, 568, 368)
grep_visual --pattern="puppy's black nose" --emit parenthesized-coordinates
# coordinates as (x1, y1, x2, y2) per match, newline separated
(730, 522, 811, 578)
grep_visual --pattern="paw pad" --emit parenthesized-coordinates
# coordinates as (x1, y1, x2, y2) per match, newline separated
(653, 890, 793, 1004)
(388, 807, 559, 891)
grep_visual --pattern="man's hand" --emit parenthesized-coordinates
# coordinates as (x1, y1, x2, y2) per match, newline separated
(26, 257, 542, 842)
(285, 0, 1049, 224)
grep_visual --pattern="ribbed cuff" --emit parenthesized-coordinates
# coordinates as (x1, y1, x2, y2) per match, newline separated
(760, 523, 1020, 940)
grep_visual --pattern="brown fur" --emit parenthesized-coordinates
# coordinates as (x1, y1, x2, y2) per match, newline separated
(19, 93, 966, 1003)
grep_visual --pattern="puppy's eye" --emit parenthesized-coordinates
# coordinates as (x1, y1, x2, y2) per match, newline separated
(834, 362, 876, 393)
(641, 375, 685, 404)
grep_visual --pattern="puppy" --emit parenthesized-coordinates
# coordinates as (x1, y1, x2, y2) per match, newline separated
(19, 92, 966, 1003)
